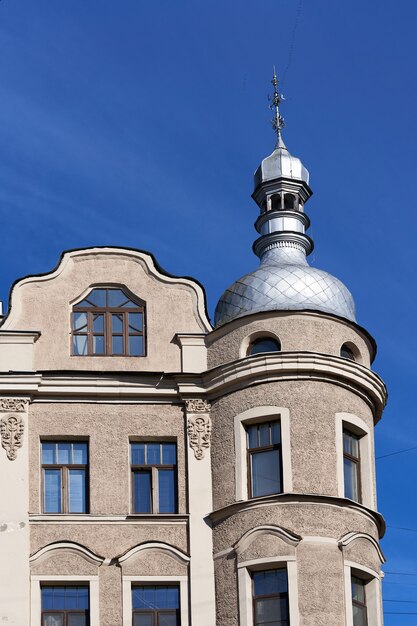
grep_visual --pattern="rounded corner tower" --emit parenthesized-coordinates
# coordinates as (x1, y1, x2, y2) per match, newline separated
(207, 72, 387, 626)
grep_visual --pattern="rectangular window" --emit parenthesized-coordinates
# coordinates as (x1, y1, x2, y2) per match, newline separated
(42, 442, 88, 514)
(252, 569, 289, 626)
(132, 585, 180, 625)
(351, 576, 368, 626)
(41, 585, 89, 625)
(343, 430, 361, 502)
(247, 421, 282, 498)
(131, 442, 177, 514)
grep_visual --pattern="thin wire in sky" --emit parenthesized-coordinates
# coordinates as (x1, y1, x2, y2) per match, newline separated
(281, 0, 304, 88)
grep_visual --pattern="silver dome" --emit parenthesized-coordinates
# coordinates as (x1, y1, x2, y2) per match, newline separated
(214, 248, 356, 327)
(254, 135, 309, 188)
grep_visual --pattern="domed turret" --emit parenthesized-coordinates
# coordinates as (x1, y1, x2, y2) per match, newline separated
(214, 71, 355, 327)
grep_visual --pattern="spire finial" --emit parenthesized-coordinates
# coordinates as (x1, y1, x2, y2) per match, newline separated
(270, 67, 285, 146)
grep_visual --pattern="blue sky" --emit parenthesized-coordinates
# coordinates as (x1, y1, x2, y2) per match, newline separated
(1, 0, 416, 620)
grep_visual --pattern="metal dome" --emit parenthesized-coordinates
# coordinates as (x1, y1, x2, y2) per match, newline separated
(254, 135, 310, 188)
(214, 249, 356, 327)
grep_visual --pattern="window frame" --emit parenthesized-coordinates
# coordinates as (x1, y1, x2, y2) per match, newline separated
(31, 576, 99, 626)
(343, 563, 382, 626)
(41, 584, 90, 626)
(130, 442, 178, 515)
(246, 421, 283, 499)
(131, 584, 180, 626)
(122, 576, 189, 626)
(251, 568, 290, 626)
(41, 441, 89, 514)
(71, 287, 146, 357)
(343, 429, 362, 503)
(351, 575, 368, 626)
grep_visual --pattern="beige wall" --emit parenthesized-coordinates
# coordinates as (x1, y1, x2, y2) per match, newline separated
(1, 248, 210, 372)
(207, 310, 374, 369)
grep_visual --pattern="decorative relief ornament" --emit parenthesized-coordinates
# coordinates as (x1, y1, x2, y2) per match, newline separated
(0, 398, 28, 413)
(1, 415, 24, 460)
(187, 415, 211, 460)
(185, 399, 211, 413)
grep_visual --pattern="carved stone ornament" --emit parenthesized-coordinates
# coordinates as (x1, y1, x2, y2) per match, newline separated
(0, 398, 28, 413)
(187, 414, 211, 460)
(1, 415, 24, 460)
(185, 399, 211, 413)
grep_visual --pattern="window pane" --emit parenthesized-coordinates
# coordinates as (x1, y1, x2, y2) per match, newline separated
(93, 314, 104, 332)
(343, 431, 359, 457)
(42, 614, 64, 626)
(93, 335, 104, 354)
(162, 443, 176, 465)
(65, 586, 77, 609)
(131, 443, 146, 465)
(247, 424, 258, 449)
(250, 338, 280, 355)
(69, 469, 86, 513)
(88, 288, 106, 307)
(57, 443, 71, 465)
(133, 615, 153, 626)
(44, 470, 61, 513)
(129, 313, 143, 331)
(67, 615, 87, 626)
(112, 335, 124, 355)
(259, 423, 270, 447)
(255, 597, 289, 622)
(73, 335, 88, 356)
(76, 587, 89, 610)
(143, 587, 156, 609)
(112, 314, 123, 333)
(253, 569, 288, 596)
(158, 469, 176, 513)
(352, 577, 366, 603)
(72, 443, 88, 465)
(53, 587, 66, 609)
(146, 443, 160, 465)
(42, 442, 56, 465)
(271, 422, 281, 445)
(251, 449, 281, 497)
(108, 289, 129, 307)
(344, 458, 359, 501)
(352, 604, 367, 626)
(42, 587, 54, 610)
(129, 335, 144, 356)
(159, 614, 178, 626)
(133, 471, 152, 513)
(132, 587, 146, 609)
(73, 312, 87, 331)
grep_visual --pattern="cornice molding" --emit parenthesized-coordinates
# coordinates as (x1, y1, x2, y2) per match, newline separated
(30, 541, 105, 566)
(338, 531, 385, 563)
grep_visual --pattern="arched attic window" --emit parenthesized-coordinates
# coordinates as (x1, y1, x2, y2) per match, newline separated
(340, 342, 359, 362)
(248, 336, 281, 356)
(72, 287, 145, 357)
(284, 193, 297, 210)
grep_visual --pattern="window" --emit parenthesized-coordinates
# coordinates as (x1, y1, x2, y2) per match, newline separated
(247, 422, 282, 498)
(351, 576, 367, 626)
(284, 193, 296, 210)
(132, 585, 180, 626)
(248, 337, 281, 356)
(41, 585, 89, 626)
(42, 442, 88, 513)
(343, 430, 361, 502)
(252, 569, 289, 626)
(131, 442, 177, 514)
(271, 194, 282, 211)
(72, 287, 145, 357)
(341, 344, 355, 361)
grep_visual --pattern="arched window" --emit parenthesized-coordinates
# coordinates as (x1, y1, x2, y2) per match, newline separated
(248, 337, 281, 356)
(284, 193, 296, 210)
(271, 194, 282, 211)
(72, 287, 145, 357)
(340, 343, 355, 361)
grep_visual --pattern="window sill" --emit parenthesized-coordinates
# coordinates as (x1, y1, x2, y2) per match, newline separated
(29, 513, 189, 524)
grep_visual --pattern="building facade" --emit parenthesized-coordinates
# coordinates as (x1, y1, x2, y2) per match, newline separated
(0, 88, 387, 625)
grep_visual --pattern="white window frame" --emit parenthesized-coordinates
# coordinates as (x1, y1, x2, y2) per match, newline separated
(122, 576, 189, 626)
(344, 562, 383, 626)
(234, 406, 292, 501)
(335, 413, 375, 509)
(31, 575, 99, 626)
(238, 557, 299, 626)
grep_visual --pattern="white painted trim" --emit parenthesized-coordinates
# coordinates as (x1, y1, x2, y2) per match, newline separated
(343, 563, 383, 626)
(122, 576, 189, 626)
(234, 525, 300, 554)
(239, 330, 282, 359)
(335, 412, 375, 509)
(118, 542, 190, 565)
(29, 514, 188, 525)
(30, 576, 99, 626)
(238, 558, 299, 626)
(234, 406, 292, 501)
(238, 555, 296, 569)
(301, 536, 338, 544)
(30, 541, 104, 565)
(339, 532, 385, 564)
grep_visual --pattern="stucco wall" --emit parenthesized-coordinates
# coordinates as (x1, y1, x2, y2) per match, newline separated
(207, 310, 373, 369)
(210, 381, 376, 510)
(2, 249, 210, 372)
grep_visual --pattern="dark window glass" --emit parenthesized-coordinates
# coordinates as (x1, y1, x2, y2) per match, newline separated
(42, 442, 88, 514)
(249, 338, 281, 356)
(284, 193, 296, 210)
(247, 422, 282, 498)
(72, 287, 145, 357)
(132, 586, 180, 626)
(41, 586, 89, 626)
(343, 430, 361, 502)
(252, 569, 289, 626)
(131, 443, 177, 514)
(341, 344, 355, 361)
(352, 576, 368, 626)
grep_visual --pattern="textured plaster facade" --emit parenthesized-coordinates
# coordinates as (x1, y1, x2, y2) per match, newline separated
(0, 241, 387, 626)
